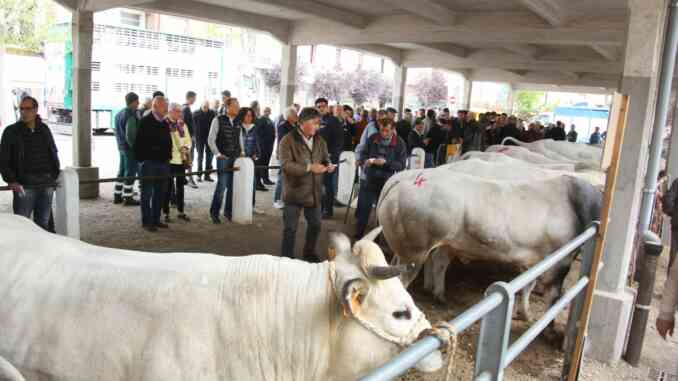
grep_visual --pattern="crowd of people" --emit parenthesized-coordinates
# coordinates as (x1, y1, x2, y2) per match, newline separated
(0, 89, 605, 260)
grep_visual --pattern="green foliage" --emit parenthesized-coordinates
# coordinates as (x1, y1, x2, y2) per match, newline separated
(514, 90, 544, 120)
(0, 0, 56, 53)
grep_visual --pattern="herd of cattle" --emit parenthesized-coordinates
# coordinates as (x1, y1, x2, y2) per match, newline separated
(0, 139, 603, 380)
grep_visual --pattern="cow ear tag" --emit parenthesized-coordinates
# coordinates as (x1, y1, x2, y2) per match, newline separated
(328, 247, 337, 261)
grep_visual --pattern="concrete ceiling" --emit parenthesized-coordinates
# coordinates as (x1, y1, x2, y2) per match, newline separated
(57, 0, 631, 91)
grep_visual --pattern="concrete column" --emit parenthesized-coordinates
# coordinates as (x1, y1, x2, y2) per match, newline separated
(667, 92, 678, 180)
(462, 78, 473, 110)
(54, 167, 80, 239)
(587, 0, 669, 364)
(506, 84, 515, 114)
(337, 151, 356, 205)
(393, 64, 407, 118)
(71, 9, 99, 199)
(410, 148, 426, 170)
(280, 43, 297, 113)
(232, 157, 254, 224)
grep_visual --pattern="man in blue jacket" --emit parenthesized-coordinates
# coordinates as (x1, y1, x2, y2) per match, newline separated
(113, 92, 140, 205)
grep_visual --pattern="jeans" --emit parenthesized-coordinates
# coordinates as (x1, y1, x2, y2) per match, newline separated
(210, 157, 235, 219)
(355, 181, 380, 239)
(322, 171, 338, 216)
(163, 164, 186, 214)
(115, 151, 139, 199)
(274, 170, 283, 202)
(281, 204, 322, 258)
(196, 139, 214, 175)
(13, 186, 55, 231)
(139, 161, 170, 226)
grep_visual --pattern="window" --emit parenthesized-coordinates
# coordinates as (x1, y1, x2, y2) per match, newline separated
(166, 67, 194, 79)
(208, 72, 218, 80)
(120, 11, 141, 28)
(91, 82, 100, 92)
(91, 61, 101, 71)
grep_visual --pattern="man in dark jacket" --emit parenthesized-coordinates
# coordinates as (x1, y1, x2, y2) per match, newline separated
(395, 108, 413, 142)
(355, 118, 407, 239)
(192, 100, 216, 182)
(278, 107, 333, 261)
(208, 97, 242, 224)
(0, 96, 60, 231)
(500, 116, 522, 145)
(461, 115, 484, 154)
(182, 91, 198, 188)
(252, 102, 276, 188)
(589, 127, 602, 145)
(546, 120, 567, 141)
(567, 124, 578, 142)
(134, 96, 172, 232)
(113, 92, 140, 206)
(408, 118, 428, 153)
(341, 105, 357, 151)
(315, 97, 343, 219)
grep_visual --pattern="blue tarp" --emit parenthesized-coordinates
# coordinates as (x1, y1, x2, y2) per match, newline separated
(554, 106, 609, 119)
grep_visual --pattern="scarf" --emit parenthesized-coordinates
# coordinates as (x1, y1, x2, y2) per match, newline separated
(167, 117, 186, 138)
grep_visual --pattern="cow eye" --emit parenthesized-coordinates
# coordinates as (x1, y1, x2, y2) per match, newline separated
(392, 309, 412, 320)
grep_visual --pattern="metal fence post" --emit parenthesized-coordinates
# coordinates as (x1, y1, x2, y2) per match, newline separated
(561, 223, 599, 379)
(475, 282, 514, 380)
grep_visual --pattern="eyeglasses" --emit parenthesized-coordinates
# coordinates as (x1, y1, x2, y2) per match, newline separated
(19, 107, 36, 111)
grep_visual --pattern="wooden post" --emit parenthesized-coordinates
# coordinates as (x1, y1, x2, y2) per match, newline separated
(566, 93, 630, 381)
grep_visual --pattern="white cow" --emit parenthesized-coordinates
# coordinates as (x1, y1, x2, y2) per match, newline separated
(500, 137, 602, 169)
(0, 214, 441, 380)
(377, 163, 601, 321)
(455, 153, 606, 189)
(460, 149, 576, 172)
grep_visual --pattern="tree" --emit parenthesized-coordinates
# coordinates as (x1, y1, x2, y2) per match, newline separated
(258, 64, 306, 94)
(1, 0, 55, 53)
(375, 76, 392, 108)
(412, 70, 447, 107)
(514, 90, 545, 120)
(310, 71, 344, 102)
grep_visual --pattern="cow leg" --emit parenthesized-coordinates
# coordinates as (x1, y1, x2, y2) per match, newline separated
(516, 280, 536, 322)
(430, 251, 451, 304)
(541, 263, 572, 346)
(423, 255, 434, 292)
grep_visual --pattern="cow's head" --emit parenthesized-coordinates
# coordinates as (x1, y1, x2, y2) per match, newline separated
(328, 228, 442, 379)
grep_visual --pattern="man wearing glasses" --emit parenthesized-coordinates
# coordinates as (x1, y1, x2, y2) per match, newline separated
(0, 96, 61, 230)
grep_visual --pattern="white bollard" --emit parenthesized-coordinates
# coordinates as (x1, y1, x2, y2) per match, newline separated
(337, 151, 356, 205)
(232, 157, 254, 224)
(410, 147, 426, 169)
(54, 167, 80, 239)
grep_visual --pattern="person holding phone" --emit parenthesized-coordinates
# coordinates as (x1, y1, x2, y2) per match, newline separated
(278, 107, 334, 262)
(355, 118, 407, 240)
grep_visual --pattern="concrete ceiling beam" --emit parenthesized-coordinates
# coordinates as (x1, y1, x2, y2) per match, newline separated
(403, 50, 622, 75)
(504, 44, 539, 58)
(341, 44, 404, 65)
(136, 0, 291, 42)
(591, 44, 619, 61)
(380, 0, 456, 25)
(412, 43, 469, 58)
(82, 0, 154, 12)
(516, 0, 565, 27)
(250, 0, 370, 29)
(290, 13, 625, 46)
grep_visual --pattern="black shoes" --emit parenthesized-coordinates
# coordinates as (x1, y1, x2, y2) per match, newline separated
(143, 225, 157, 232)
(211, 215, 222, 224)
(263, 179, 275, 186)
(302, 253, 322, 263)
(256, 184, 269, 191)
(178, 213, 190, 222)
(123, 197, 140, 206)
(204, 175, 214, 182)
(156, 223, 169, 229)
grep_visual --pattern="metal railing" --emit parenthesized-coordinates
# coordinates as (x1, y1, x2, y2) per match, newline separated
(361, 222, 600, 381)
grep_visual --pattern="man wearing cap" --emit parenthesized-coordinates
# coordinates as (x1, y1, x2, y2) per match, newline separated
(113, 92, 141, 206)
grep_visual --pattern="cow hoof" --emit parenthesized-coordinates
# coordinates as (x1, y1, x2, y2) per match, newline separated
(433, 294, 448, 305)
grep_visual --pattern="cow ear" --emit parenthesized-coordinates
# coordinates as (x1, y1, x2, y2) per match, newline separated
(342, 278, 370, 317)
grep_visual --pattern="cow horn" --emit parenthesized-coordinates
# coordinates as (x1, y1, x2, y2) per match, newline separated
(368, 263, 416, 280)
(362, 226, 383, 242)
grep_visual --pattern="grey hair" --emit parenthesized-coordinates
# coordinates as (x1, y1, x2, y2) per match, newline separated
(285, 106, 298, 118)
(168, 102, 182, 111)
